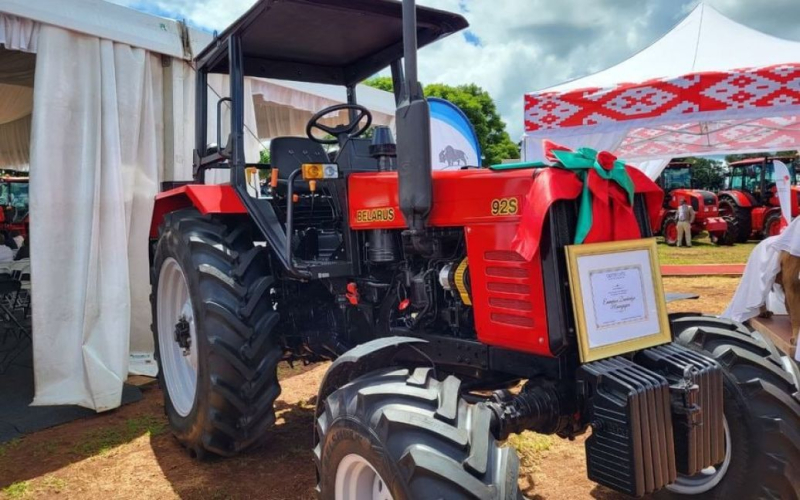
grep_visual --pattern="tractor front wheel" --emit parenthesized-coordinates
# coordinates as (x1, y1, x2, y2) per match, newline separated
(656, 315, 800, 499)
(763, 210, 783, 239)
(315, 367, 521, 500)
(151, 209, 282, 458)
(662, 214, 679, 246)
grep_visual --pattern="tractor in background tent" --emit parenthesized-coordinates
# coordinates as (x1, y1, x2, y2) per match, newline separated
(147, 1, 800, 498)
(653, 161, 733, 246)
(718, 156, 800, 242)
(0, 176, 29, 239)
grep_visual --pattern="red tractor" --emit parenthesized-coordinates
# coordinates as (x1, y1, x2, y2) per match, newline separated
(718, 156, 800, 242)
(148, 1, 800, 498)
(653, 162, 732, 246)
(0, 176, 29, 239)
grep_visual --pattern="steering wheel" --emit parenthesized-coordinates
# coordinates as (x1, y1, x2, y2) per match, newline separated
(306, 103, 372, 145)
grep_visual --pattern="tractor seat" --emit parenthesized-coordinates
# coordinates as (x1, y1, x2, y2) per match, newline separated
(335, 138, 382, 173)
(270, 137, 328, 180)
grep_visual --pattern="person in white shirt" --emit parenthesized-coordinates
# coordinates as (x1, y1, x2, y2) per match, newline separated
(0, 235, 14, 263)
(676, 198, 695, 248)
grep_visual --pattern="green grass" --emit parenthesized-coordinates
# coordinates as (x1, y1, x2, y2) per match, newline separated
(657, 236, 757, 265)
(2, 481, 29, 499)
(507, 432, 553, 465)
(71, 415, 167, 457)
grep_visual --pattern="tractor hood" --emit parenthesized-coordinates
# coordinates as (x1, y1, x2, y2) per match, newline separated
(195, 0, 468, 86)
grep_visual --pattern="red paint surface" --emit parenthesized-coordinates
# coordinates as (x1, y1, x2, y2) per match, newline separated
(150, 185, 246, 237)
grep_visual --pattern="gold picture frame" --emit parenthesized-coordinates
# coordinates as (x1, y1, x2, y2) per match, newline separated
(565, 238, 671, 363)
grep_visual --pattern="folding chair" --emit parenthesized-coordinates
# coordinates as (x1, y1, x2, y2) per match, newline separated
(0, 278, 31, 373)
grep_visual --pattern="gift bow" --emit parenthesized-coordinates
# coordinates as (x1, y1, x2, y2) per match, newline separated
(549, 146, 636, 244)
(511, 141, 661, 261)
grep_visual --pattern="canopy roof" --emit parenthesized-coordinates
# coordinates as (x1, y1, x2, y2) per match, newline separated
(523, 3, 800, 173)
(197, 0, 468, 86)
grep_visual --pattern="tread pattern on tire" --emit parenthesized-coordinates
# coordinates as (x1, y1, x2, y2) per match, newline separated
(670, 315, 800, 499)
(315, 367, 520, 500)
(153, 209, 282, 457)
(718, 197, 751, 243)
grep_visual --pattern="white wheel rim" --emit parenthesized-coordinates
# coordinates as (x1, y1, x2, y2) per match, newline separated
(157, 257, 198, 417)
(666, 418, 732, 495)
(335, 454, 394, 500)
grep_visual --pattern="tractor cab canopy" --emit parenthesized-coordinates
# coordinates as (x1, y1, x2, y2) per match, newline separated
(195, 0, 468, 87)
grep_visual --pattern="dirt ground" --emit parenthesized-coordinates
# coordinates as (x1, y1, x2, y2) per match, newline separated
(0, 276, 739, 499)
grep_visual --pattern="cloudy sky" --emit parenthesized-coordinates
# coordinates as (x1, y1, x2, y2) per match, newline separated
(108, 0, 800, 138)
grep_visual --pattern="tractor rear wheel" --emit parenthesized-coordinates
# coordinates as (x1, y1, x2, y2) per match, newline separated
(315, 367, 521, 500)
(151, 209, 282, 458)
(717, 197, 751, 243)
(662, 214, 679, 246)
(655, 315, 800, 499)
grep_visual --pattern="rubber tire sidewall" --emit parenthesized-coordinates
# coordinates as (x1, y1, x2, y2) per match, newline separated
(152, 221, 211, 457)
(319, 417, 411, 500)
(662, 215, 679, 246)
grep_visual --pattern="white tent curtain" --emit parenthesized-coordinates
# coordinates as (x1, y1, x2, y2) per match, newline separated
(30, 24, 163, 411)
(0, 13, 39, 53)
(0, 15, 37, 170)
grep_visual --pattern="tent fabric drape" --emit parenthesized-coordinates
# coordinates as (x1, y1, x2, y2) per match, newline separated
(0, 114, 31, 170)
(522, 4, 800, 179)
(0, 83, 32, 123)
(0, 14, 39, 53)
(29, 24, 163, 411)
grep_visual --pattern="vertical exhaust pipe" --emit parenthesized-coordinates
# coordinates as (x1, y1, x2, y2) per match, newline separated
(396, 0, 432, 234)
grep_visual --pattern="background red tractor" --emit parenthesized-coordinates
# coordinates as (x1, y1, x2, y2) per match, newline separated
(718, 156, 800, 242)
(0, 176, 29, 239)
(147, 1, 800, 498)
(653, 161, 733, 245)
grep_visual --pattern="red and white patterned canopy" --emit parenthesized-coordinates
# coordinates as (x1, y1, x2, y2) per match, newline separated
(522, 4, 800, 175)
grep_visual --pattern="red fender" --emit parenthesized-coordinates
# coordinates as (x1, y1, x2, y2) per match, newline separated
(717, 190, 753, 207)
(150, 184, 246, 238)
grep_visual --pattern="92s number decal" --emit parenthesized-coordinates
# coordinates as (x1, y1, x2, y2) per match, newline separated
(491, 197, 519, 216)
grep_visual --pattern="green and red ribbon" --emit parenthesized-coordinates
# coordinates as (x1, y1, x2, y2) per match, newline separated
(511, 141, 663, 261)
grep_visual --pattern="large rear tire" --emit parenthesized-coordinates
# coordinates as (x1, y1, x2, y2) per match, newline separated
(315, 367, 521, 500)
(717, 197, 751, 243)
(656, 315, 800, 499)
(151, 209, 282, 458)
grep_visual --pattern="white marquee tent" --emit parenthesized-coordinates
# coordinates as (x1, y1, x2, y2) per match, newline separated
(523, 3, 800, 178)
(0, 0, 394, 411)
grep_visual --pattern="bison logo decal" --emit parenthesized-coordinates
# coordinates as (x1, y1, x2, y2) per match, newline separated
(439, 145, 468, 167)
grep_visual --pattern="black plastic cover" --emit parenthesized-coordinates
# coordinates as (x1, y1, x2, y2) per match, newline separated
(397, 99, 433, 232)
(196, 0, 468, 86)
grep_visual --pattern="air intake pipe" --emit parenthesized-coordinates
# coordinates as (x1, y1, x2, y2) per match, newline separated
(396, 0, 432, 234)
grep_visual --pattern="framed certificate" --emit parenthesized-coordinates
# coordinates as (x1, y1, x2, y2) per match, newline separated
(565, 238, 670, 362)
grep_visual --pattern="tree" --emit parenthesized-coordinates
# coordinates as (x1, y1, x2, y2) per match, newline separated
(364, 77, 520, 166)
(673, 157, 726, 190)
(364, 76, 393, 93)
(724, 150, 797, 163)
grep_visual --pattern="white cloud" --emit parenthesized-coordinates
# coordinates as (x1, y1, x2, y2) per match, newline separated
(107, 0, 800, 139)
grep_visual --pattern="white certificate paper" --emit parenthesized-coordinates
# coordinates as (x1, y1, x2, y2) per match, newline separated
(576, 249, 662, 349)
(590, 266, 647, 328)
